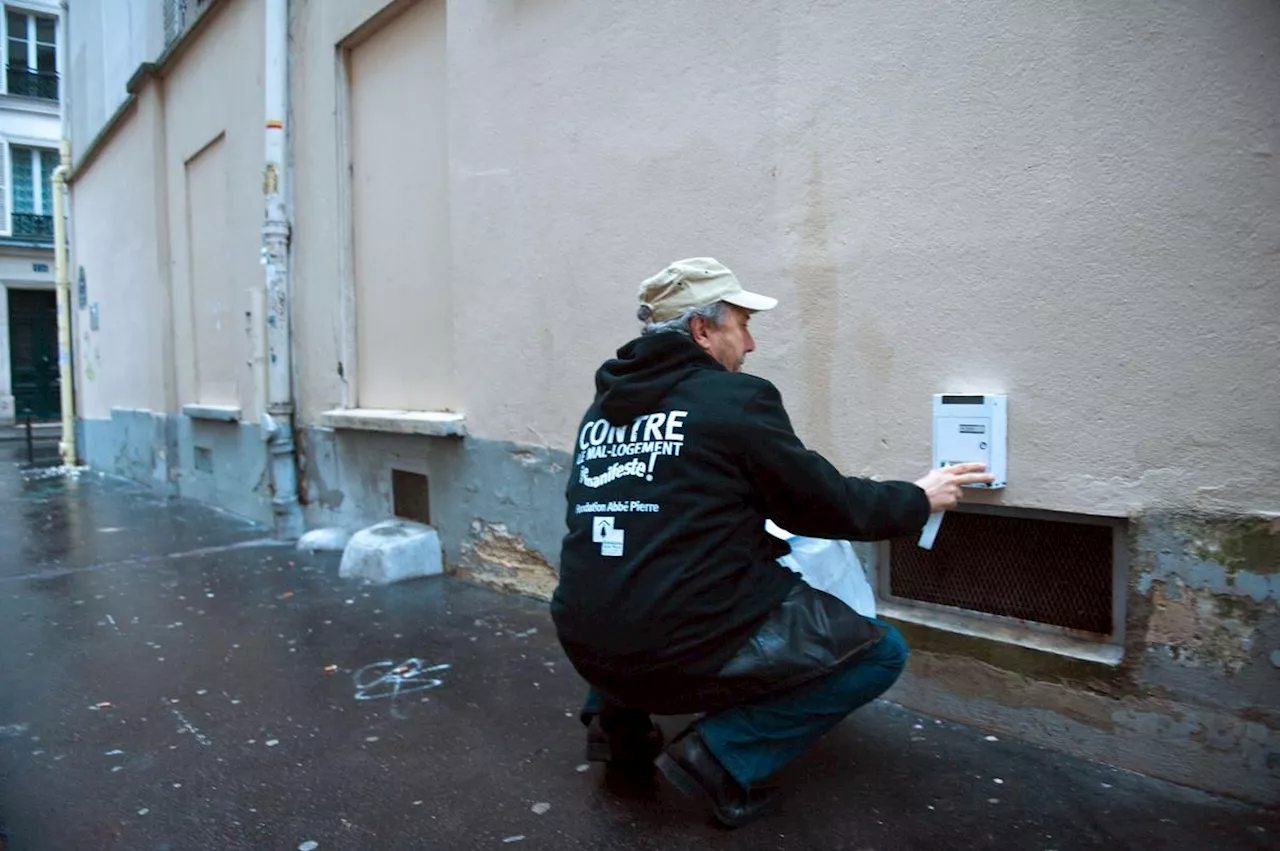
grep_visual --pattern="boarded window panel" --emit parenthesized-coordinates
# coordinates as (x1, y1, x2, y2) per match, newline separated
(350, 0, 454, 411)
(184, 135, 239, 406)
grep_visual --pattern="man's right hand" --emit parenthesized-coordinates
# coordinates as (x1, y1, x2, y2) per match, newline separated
(914, 463, 996, 513)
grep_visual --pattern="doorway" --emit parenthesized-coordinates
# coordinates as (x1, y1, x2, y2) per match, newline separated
(7, 288, 60, 421)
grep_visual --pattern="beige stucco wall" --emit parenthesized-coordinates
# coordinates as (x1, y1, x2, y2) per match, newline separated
(290, 0, 1279, 518)
(71, 0, 266, 422)
(183, 133, 241, 407)
(69, 85, 170, 420)
(291, 0, 444, 419)
(348, 0, 454, 412)
(162, 0, 266, 420)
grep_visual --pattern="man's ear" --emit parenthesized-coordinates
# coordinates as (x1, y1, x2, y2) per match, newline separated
(688, 314, 715, 352)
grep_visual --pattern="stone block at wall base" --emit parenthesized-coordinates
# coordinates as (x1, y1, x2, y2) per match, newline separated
(339, 520, 442, 584)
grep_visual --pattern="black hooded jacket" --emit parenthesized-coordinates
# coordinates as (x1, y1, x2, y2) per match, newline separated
(550, 332, 930, 680)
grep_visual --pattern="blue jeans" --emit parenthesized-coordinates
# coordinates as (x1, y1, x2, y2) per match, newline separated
(581, 619, 909, 788)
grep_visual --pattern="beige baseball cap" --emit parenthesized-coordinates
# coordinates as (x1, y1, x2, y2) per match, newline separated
(637, 257, 778, 323)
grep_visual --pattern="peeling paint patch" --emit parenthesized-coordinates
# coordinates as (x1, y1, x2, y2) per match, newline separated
(295, 428, 346, 510)
(507, 444, 564, 475)
(1138, 514, 1280, 602)
(456, 520, 559, 601)
(510, 449, 539, 466)
(1190, 517, 1280, 576)
(1144, 580, 1257, 672)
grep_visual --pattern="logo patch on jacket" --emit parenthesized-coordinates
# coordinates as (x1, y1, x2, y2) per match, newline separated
(592, 516, 625, 557)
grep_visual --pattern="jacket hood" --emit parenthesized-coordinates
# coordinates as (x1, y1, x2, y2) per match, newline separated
(595, 332, 722, 424)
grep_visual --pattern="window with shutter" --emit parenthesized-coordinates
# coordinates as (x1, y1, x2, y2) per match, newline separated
(7, 146, 55, 241)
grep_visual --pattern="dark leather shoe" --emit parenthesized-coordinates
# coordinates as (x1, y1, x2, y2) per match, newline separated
(656, 727, 778, 828)
(585, 715, 664, 772)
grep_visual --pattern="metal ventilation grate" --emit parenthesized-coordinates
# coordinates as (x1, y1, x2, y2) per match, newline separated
(889, 511, 1114, 634)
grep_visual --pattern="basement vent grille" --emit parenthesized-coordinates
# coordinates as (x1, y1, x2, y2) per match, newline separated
(888, 511, 1115, 635)
(392, 469, 430, 525)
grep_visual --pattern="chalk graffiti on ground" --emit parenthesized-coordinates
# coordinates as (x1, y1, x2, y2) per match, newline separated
(353, 658, 449, 719)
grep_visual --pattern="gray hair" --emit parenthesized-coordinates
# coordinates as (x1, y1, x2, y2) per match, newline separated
(640, 300, 729, 337)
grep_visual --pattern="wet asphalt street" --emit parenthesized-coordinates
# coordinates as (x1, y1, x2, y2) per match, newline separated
(0, 441, 1274, 850)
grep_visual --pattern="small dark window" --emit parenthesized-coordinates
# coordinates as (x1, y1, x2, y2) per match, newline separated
(888, 510, 1116, 635)
(193, 446, 214, 474)
(392, 469, 430, 525)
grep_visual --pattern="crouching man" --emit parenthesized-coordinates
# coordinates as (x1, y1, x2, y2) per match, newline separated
(551, 258, 991, 827)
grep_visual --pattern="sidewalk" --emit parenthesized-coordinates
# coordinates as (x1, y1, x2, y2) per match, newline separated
(0, 443, 1273, 850)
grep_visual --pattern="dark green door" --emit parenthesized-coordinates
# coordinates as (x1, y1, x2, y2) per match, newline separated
(7, 288, 60, 421)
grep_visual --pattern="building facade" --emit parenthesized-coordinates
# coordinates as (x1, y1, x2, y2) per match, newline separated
(0, 0, 62, 426)
(64, 0, 1279, 804)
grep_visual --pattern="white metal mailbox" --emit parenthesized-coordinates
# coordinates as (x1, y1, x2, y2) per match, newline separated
(931, 394, 1007, 489)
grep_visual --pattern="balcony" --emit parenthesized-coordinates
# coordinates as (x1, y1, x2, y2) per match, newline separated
(12, 213, 53, 242)
(5, 68, 58, 102)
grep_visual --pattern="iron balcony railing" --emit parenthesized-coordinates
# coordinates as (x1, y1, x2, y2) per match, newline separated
(5, 68, 58, 101)
(11, 213, 54, 241)
(165, 0, 212, 46)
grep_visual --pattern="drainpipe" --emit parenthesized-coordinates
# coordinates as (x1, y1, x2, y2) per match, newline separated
(52, 140, 74, 466)
(262, 0, 303, 538)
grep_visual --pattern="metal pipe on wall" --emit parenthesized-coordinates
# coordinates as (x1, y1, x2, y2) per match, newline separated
(262, 0, 303, 537)
(52, 139, 74, 467)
